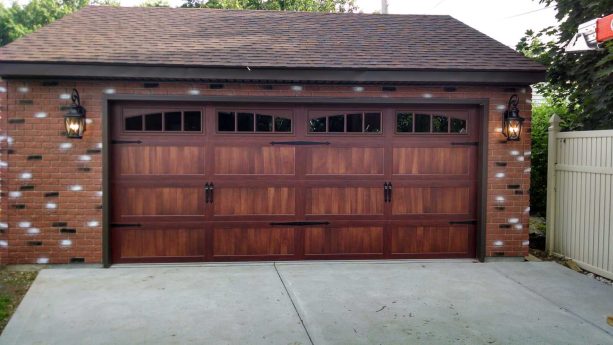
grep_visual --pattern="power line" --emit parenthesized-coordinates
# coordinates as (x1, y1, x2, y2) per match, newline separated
(431, 0, 448, 10)
(505, 5, 553, 19)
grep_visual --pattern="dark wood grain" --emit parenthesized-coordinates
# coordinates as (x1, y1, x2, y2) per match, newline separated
(304, 226, 384, 255)
(306, 187, 384, 215)
(118, 228, 205, 259)
(214, 146, 295, 175)
(118, 145, 204, 175)
(393, 147, 469, 175)
(305, 147, 384, 175)
(122, 187, 202, 216)
(214, 187, 296, 216)
(391, 225, 471, 255)
(213, 227, 295, 256)
(110, 102, 480, 263)
(392, 187, 470, 215)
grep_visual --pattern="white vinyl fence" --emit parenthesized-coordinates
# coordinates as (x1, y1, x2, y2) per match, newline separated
(547, 115, 613, 280)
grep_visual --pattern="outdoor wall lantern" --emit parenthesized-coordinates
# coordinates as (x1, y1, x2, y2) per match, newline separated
(502, 94, 524, 141)
(64, 89, 86, 138)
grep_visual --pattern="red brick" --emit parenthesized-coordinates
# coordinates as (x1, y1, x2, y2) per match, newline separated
(1, 80, 531, 263)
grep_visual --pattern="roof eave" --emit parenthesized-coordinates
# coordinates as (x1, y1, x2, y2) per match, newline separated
(0, 62, 546, 85)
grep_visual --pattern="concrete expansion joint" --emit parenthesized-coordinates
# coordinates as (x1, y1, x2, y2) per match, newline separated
(273, 262, 315, 345)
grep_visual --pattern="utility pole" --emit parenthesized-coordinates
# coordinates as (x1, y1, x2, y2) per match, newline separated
(381, 0, 389, 14)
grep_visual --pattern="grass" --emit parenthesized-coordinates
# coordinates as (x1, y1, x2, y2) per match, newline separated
(0, 295, 10, 320)
(0, 269, 38, 333)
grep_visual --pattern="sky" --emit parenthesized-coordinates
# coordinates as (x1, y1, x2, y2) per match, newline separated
(0, 0, 559, 48)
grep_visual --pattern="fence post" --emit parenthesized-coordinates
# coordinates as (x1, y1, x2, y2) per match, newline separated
(546, 114, 560, 254)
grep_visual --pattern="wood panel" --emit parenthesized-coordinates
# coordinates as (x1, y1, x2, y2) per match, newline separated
(214, 187, 295, 215)
(392, 187, 469, 215)
(123, 187, 202, 215)
(306, 147, 384, 175)
(119, 146, 204, 175)
(119, 228, 205, 258)
(393, 147, 469, 175)
(213, 227, 295, 256)
(391, 225, 470, 254)
(110, 102, 480, 263)
(306, 187, 384, 215)
(214, 146, 295, 175)
(304, 227, 383, 255)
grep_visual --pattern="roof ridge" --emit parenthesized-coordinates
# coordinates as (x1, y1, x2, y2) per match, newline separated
(84, 5, 453, 18)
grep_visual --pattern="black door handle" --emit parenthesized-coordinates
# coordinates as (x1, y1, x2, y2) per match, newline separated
(204, 183, 210, 203)
(209, 183, 214, 203)
(384, 182, 389, 203)
(388, 182, 392, 203)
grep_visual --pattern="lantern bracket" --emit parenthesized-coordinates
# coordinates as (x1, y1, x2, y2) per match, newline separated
(71, 89, 85, 112)
(507, 94, 519, 113)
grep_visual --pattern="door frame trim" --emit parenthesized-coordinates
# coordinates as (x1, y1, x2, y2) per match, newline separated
(102, 94, 489, 267)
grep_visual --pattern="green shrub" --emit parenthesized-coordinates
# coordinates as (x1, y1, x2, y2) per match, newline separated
(530, 100, 572, 216)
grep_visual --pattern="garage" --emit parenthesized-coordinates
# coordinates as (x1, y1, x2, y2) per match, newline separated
(110, 102, 478, 263)
(0, 6, 542, 265)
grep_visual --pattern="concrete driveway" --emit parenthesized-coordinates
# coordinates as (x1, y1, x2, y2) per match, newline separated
(1, 261, 612, 345)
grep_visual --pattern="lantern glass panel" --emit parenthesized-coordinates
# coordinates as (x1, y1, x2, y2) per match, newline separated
(65, 116, 85, 138)
(507, 118, 522, 140)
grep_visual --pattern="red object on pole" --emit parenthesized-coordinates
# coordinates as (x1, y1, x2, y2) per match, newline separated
(596, 14, 613, 43)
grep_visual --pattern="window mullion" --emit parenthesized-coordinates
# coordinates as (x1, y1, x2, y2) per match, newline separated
(362, 112, 365, 132)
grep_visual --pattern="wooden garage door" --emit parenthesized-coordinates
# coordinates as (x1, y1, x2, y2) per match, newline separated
(110, 102, 478, 263)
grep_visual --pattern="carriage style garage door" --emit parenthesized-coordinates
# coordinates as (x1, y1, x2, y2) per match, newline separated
(110, 101, 479, 263)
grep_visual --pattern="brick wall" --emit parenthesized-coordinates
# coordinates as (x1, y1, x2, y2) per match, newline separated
(0, 79, 7, 264)
(0, 80, 531, 264)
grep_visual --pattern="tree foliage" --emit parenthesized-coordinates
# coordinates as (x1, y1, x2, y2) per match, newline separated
(0, 0, 89, 46)
(91, 0, 120, 6)
(181, 0, 358, 12)
(516, 0, 613, 130)
(139, 0, 170, 7)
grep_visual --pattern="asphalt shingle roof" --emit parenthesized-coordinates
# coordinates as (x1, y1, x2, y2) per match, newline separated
(0, 6, 544, 72)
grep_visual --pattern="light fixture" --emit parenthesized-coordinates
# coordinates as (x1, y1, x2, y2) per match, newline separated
(502, 94, 524, 141)
(64, 89, 86, 138)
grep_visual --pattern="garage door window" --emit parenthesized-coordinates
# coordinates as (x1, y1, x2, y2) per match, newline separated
(308, 112, 381, 133)
(396, 112, 467, 134)
(218, 111, 293, 133)
(124, 111, 202, 132)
